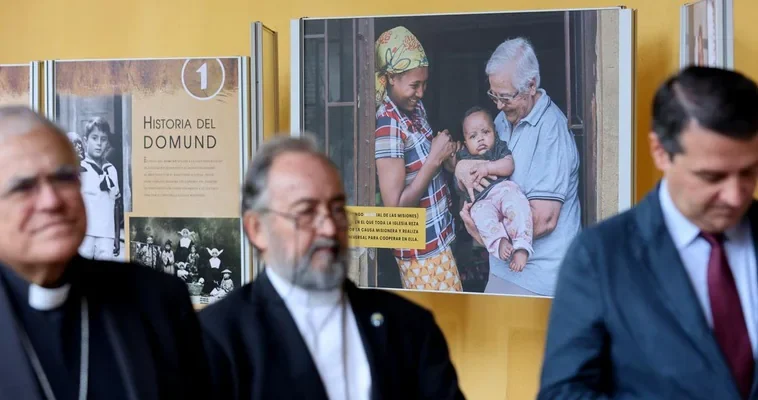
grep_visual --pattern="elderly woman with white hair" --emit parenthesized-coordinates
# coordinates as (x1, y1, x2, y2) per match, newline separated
(456, 37, 582, 297)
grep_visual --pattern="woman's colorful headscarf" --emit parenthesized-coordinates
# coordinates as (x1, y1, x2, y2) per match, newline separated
(374, 26, 429, 104)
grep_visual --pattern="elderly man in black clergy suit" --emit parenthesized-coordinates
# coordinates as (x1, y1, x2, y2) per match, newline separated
(539, 66, 758, 399)
(199, 135, 465, 399)
(0, 105, 212, 400)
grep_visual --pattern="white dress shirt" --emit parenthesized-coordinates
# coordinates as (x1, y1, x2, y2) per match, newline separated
(266, 268, 371, 400)
(659, 179, 758, 354)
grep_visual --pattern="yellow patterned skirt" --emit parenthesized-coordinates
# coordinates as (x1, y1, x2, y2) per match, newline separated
(394, 247, 462, 292)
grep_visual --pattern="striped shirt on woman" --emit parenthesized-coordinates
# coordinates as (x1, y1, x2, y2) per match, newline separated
(374, 96, 456, 261)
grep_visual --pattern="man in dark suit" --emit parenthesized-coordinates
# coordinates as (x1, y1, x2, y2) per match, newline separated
(199, 135, 464, 399)
(538, 66, 758, 399)
(0, 105, 211, 400)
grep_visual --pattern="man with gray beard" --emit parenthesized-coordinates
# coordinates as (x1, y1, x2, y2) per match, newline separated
(199, 135, 464, 400)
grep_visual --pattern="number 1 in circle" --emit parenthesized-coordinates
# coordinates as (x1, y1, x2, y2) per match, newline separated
(196, 63, 208, 90)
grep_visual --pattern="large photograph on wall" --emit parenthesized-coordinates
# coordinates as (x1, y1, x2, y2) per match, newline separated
(680, 0, 734, 68)
(45, 57, 252, 306)
(291, 7, 634, 297)
(0, 63, 38, 109)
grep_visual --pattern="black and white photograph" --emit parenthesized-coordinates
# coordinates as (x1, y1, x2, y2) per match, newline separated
(57, 93, 131, 262)
(291, 7, 634, 297)
(128, 216, 242, 304)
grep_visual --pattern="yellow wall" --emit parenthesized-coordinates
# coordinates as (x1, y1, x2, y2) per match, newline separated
(2, 0, 757, 398)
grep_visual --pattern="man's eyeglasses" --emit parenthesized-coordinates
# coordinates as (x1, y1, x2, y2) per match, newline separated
(487, 89, 521, 104)
(260, 206, 350, 230)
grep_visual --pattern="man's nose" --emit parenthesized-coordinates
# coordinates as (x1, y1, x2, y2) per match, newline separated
(35, 182, 65, 211)
(719, 176, 748, 208)
(316, 214, 338, 237)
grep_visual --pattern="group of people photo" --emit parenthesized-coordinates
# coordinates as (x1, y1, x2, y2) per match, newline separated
(129, 217, 242, 301)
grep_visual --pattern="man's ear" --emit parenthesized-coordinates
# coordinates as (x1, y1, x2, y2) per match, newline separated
(649, 131, 672, 173)
(243, 211, 268, 252)
(528, 79, 537, 96)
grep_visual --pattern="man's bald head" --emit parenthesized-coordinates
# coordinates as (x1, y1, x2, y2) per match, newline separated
(0, 106, 75, 154)
(0, 105, 87, 285)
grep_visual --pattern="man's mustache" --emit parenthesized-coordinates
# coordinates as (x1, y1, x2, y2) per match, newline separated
(289, 237, 344, 285)
(305, 238, 341, 257)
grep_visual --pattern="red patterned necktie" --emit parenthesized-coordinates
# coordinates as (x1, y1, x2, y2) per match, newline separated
(702, 231, 754, 399)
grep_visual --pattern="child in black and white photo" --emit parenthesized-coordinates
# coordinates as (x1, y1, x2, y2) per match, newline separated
(176, 262, 190, 282)
(210, 268, 234, 299)
(135, 234, 160, 269)
(187, 244, 200, 273)
(78, 117, 122, 261)
(161, 239, 175, 275)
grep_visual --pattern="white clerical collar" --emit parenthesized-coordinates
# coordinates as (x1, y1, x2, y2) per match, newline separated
(28, 283, 71, 311)
(266, 267, 342, 307)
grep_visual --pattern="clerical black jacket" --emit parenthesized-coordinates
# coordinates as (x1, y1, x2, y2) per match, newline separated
(0, 256, 212, 400)
(199, 270, 465, 399)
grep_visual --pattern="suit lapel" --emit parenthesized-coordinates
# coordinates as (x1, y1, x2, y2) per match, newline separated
(0, 274, 43, 400)
(256, 272, 329, 400)
(345, 282, 387, 400)
(635, 186, 740, 395)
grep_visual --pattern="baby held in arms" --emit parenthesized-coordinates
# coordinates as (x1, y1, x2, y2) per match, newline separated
(456, 107, 534, 272)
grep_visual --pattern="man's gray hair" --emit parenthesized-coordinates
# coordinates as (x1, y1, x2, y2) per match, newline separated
(0, 105, 69, 143)
(485, 37, 541, 92)
(241, 133, 333, 214)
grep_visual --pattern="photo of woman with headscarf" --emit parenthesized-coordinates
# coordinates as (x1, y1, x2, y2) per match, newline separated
(373, 26, 462, 292)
